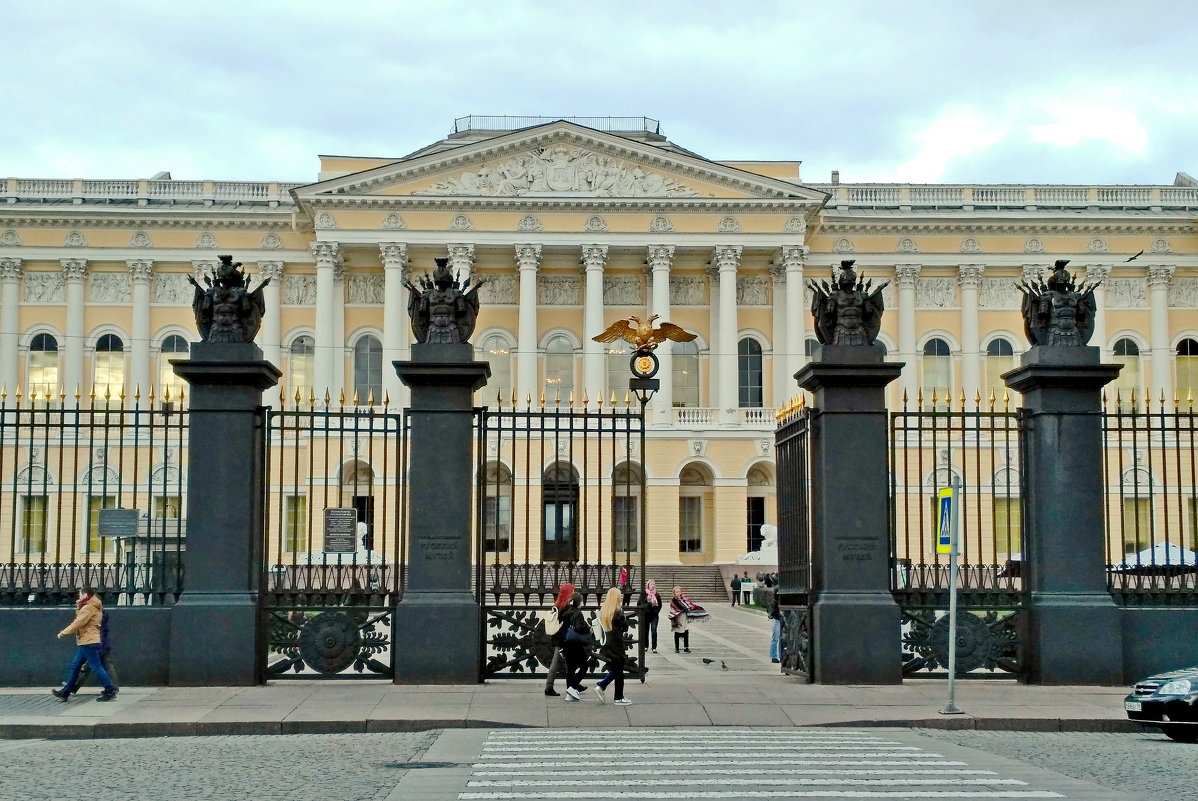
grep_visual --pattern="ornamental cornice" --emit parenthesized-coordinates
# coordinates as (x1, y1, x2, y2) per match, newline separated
(302, 195, 821, 215)
(580, 244, 610, 273)
(957, 264, 984, 287)
(126, 260, 154, 282)
(0, 257, 22, 280)
(816, 218, 1196, 236)
(0, 211, 293, 230)
(60, 258, 88, 281)
(1146, 264, 1176, 287)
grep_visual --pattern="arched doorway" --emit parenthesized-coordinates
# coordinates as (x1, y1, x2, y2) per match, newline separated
(542, 462, 579, 562)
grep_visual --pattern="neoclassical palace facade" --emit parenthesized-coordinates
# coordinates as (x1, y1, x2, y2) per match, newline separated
(1, 117, 1196, 567)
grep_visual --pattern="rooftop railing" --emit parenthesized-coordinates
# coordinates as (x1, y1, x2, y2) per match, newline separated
(811, 183, 1198, 211)
(3, 179, 304, 207)
(452, 115, 663, 135)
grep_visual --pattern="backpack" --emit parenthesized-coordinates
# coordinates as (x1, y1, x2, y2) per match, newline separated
(589, 615, 607, 647)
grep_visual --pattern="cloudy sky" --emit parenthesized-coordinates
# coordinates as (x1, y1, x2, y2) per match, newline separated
(4, 1, 1194, 186)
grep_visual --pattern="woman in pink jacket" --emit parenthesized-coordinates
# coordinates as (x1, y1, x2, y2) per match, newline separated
(51, 587, 118, 702)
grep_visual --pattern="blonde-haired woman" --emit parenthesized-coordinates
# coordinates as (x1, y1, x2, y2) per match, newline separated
(592, 587, 631, 706)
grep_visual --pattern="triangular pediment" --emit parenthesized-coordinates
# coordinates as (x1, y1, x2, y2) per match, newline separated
(294, 121, 826, 204)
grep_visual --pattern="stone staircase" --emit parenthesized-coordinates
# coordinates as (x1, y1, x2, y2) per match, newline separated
(643, 564, 730, 604)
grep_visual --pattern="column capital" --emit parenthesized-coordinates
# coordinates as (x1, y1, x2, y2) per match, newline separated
(0, 256, 22, 281)
(258, 261, 285, 281)
(1147, 264, 1176, 288)
(379, 242, 409, 268)
(644, 244, 673, 273)
(515, 243, 542, 271)
(957, 263, 984, 288)
(127, 259, 154, 283)
(311, 240, 342, 268)
(711, 244, 742, 273)
(447, 243, 475, 274)
(192, 259, 218, 280)
(1020, 264, 1044, 283)
(894, 264, 921, 286)
(60, 258, 88, 282)
(778, 244, 808, 270)
(1085, 265, 1111, 284)
(581, 244, 609, 273)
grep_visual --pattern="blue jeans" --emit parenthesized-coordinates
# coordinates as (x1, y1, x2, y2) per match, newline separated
(770, 618, 781, 661)
(63, 644, 115, 694)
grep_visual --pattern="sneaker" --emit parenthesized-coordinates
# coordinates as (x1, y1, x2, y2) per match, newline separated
(565, 686, 580, 701)
(651, 649, 658, 654)
(614, 698, 632, 706)
(577, 684, 587, 692)
(544, 688, 560, 697)
(683, 648, 691, 653)
(51, 688, 69, 702)
(771, 658, 780, 664)
(593, 686, 606, 704)
(97, 689, 118, 702)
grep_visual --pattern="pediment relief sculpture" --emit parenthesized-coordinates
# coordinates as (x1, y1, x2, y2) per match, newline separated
(414, 147, 702, 198)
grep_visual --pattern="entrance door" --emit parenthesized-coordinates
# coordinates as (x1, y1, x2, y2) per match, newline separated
(352, 495, 374, 551)
(542, 463, 579, 562)
(746, 496, 766, 552)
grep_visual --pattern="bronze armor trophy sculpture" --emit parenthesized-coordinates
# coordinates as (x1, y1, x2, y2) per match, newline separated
(405, 257, 486, 344)
(187, 255, 271, 344)
(1017, 260, 1100, 347)
(808, 260, 888, 346)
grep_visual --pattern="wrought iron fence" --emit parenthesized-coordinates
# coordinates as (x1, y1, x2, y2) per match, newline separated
(1103, 396, 1198, 604)
(774, 400, 812, 679)
(261, 396, 405, 678)
(477, 397, 647, 680)
(889, 393, 1023, 677)
(0, 390, 187, 606)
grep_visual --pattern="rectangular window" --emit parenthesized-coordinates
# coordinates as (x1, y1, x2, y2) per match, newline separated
(1121, 498, 1151, 557)
(483, 495, 511, 553)
(746, 497, 766, 552)
(993, 498, 1022, 557)
(87, 495, 117, 555)
(284, 495, 307, 553)
(921, 356, 951, 409)
(672, 351, 700, 408)
(20, 496, 48, 554)
(613, 495, 639, 553)
(679, 496, 702, 553)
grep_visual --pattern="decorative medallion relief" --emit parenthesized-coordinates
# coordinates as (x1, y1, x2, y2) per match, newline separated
(832, 237, 855, 253)
(717, 216, 741, 233)
(517, 214, 543, 232)
(1023, 237, 1046, 254)
(603, 276, 643, 305)
(783, 216, 806, 234)
(478, 274, 517, 304)
(449, 214, 474, 231)
(64, 231, 87, 247)
(346, 274, 384, 304)
(1105, 279, 1146, 309)
(649, 215, 674, 233)
(261, 233, 283, 249)
(88, 273, 131, 303)
(0, 230, 21, 246)
(584, 215, 608, 232)
(736, 276, 769, 306)
(1088, 237, 1109, 254)
(896, 237, 919, 254)
(315, 212, 338, 229)
(283, 275, 317, 305)
(915, 278, 957, 309)
(381, 213, 406, 230)
(1168, 279, 1198, 308)
(538, 275, 580, 305)
(960, 237, 983, 254)
(416, 147, 701, 197)
(670, 275, 707, 306)
(129, 231, 152, 248)
(978, 278, 1021, 309)
(23, 273, 64, 303)
(195, 232, 218, 249)
(153, 274, 193, 305)
(1151, 237, 1172, 254)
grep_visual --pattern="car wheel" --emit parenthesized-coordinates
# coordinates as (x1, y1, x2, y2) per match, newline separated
(1162, 724, 1198, 743)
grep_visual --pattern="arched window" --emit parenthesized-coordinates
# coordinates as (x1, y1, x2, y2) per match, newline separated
(672, 340, 700, 408)
(479, 334, 513, 404)
(27, 333, 59, 401)
(984, 338, 1015, 400)
(612, 462, 642, 554)
(482, 463, 512, 554)
(289, 335, 315, 404)
(544, 335, 574, 401)
(93, 334, 124, 399)
(1113, 338, 1141, 410)
(1177, 339, 1198, 403)
(920, 338, 952, 407)
(542, 462, 579, 562)
(746, 465, 774, 553)
(158, 335, 189, 405)
(738, 338, 763, 408)
(352, 335, 382, 402)
(678, 464, 712, 553)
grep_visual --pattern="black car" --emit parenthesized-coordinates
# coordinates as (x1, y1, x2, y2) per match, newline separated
(1125, 666, 1198, 742)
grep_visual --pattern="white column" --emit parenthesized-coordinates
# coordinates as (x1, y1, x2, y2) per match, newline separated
(258, 260, 285, 407)
(780, 245, 807, 394)
(61, 258, 87, 402)
(958, 264, 984, 400)
(127, 260, 153, 400)
(581, 244, 608, 403)
(515, 244, 542, 402)
(380, 243, 409, 408)
(646, 244, 674, 420)
(713, 245, 741, 423)
(0, 258, 21, 397)
(895, 264, 921, 403)
(769, 262, 788, 408)
(447, 243, 475, 284)
(311, 241, 340, 404)
(1085, 265, 1110, 359)
(1148, 265, 1175, 402)
(332, 259, 346, 402)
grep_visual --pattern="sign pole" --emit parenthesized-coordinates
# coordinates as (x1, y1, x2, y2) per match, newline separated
(941, 477, 964, 715)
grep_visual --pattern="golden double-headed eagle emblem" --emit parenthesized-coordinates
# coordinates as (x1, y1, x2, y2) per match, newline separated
(592, 315, 697, 352)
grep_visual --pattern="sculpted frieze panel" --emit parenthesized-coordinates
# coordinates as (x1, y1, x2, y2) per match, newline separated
(603, 276, 643, 305)
(346, 274, 384, 304)
(915, 277, 957, 309)
(736, 276, 769, 306)
(284, 275, 317, 306)
(24, 273, 64, 303)
(1168, 279, 1198, 308)
(153, 274, 192, 305)
(978, 278, 1021, 309)
(1105, 279, 1146, 309)
(670, 275, 707, 306)
(416, 147, 701, 197)
(478, 274, 516, 304)
(89, 273, 131, 303)
(538, 275, 580, 305)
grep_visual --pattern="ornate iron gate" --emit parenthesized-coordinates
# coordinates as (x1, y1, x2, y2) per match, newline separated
(775, 402, 813, 680)
(261, 398, 405, 679)
(476, 398, 647, 681)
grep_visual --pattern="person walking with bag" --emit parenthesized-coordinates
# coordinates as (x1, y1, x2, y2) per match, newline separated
(593, 587, 631, 706)
(640, 579, 662, 653)
(543, 582, 575, 697)
(69, 604, 119, 692)
(51, 587, 118, 702)
(668, 585, 708, 653)
(559, 591, 589, 701)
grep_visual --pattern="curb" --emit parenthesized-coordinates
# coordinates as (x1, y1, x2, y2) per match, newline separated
(0, 716, 1146, 740)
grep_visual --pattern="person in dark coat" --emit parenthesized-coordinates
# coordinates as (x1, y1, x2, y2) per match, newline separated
(640, 579, 662, 653)
(560, 592, 589, 701)
(730, 574, 742, 606)
(593, 587, 631, 705)
(543, 582, 574, 697)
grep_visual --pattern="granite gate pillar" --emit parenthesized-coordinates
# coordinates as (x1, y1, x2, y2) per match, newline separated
(1004, 346, 1122, 684)
(169, 342, 280, 685)
(796, 344, 904, 684)
(393, 343, 489, 683)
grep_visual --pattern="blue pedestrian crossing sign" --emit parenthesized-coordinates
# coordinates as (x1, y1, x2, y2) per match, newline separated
(936, 487, 954, 554)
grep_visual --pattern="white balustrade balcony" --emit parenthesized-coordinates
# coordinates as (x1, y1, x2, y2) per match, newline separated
(669, 407, 776, 428)
(813, 183, 1198, 211)
(3, 178, 303, 206)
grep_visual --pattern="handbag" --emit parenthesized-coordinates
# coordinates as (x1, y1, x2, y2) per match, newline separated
(564, 624, 587, 644)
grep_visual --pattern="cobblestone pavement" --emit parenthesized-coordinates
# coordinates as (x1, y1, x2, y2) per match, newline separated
(0, 731, 437, 801)
(918, 729, 1198, 801)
